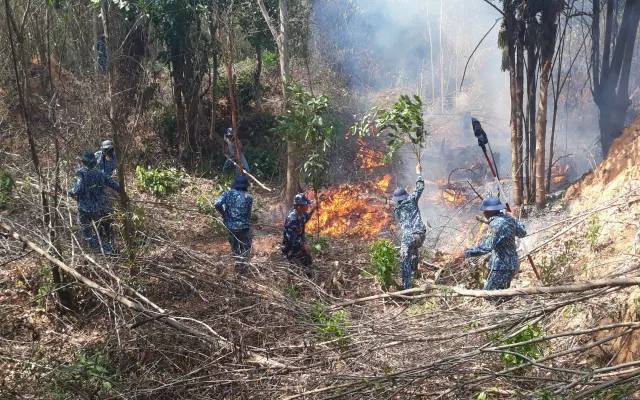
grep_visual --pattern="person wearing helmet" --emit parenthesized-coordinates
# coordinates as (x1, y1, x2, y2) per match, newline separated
(281, 193, 316, 278)
(223, 128, 251, 176)
(215, 176, 253, 273)
(68, 151, 120, 253)
(454, 196, 527, 300)
(393, 164, 427, 289)
(95, 140, 117, 179)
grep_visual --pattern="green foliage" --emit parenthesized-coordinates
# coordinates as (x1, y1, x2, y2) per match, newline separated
(51, 351, 114, 399)
(309, 236, 331, 253)
(0, 168, 16, 211)
(353, 95, 427, 164)
(285, 285, 298, 299)
(307, 302, 350, 341)
(263, 50, 278, 67)
(244, 144, 282, 179)
(272, 82, 334, 192)
(135, 166, 183, 197)
(499, 323, 547, 366)
(586, 214, 601, 250)
(534, 389, 564, 400)
(369, 239, 400, 291)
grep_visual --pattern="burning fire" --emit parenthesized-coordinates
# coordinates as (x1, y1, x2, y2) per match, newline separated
(355, 138, 386, 171)
(551, 162, 572, 184)
(308, 175, 393, 240)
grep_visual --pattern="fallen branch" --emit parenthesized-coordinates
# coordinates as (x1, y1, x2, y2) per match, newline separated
(332, 277, 640, 308)
(0, 219, 291, 370)
(224, 155, 272, 192)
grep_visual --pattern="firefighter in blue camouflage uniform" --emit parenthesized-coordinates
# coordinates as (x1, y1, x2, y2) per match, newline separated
(393, 164, 427, 289)
(97, 35, 107, 72)
(95, 140, 117, 179)
(215, 176, 253, 272)
(223, 128, 251, 176)
(454, 196, 527, 303)
(281, 193, 316, 278)
(68, 151, 120, 253)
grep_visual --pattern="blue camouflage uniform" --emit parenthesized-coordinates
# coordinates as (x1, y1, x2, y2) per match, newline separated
(464, 213, 527, 292)
(215, 189, 253, 264)
(68, 166, 119, 252)
(97, 39, 107, 72)
(394, 175, 427, 289)
(223, 137, 251, 175)
(95, 150, 117, 178)
(281, 207, 315, 276)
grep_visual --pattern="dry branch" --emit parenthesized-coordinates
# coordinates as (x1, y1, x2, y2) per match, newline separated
(0, 219, 292, 370)
(332, 277, 640, 308)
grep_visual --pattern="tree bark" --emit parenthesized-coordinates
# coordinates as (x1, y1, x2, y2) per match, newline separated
(439, 0, 444, 112)
(535, 4, 560, 209)
(209, 4, 218, 141)
(515, 35, 525, 206)
(592, 0, 601, 92)
(254, 42, 263, 112)
(525, 43, 538, 203)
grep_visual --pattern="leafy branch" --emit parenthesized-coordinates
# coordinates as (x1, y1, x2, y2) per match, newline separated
(352, 95, 427, 164)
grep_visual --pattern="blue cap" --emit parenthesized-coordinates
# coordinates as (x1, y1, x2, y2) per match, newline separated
(79, 151, 96, 166)
(226, 128, 234, 137)
(231, 176, 249, 189)
(393, 188, 409, 202)
(480, 196, 506, 211)
(293, 193, 312, 206)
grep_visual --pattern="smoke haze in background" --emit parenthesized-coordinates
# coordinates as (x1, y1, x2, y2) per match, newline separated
(312, 0, 603, 249)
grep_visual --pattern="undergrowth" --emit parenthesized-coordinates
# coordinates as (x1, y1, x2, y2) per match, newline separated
(368, 239, 400, 290)
(135, 166, 183, 197)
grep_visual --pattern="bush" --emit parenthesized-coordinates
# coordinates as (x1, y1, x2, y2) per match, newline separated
(263, 50, 278, 67)
(499, 323, 547, 366)
(135, 166, 182, 197)
(369, 239, 400, 291)
(0, 168, 15, 211)
(307, 301, 350, 341)
(244, 144, 283, 179)
(50, 350, 115, 399)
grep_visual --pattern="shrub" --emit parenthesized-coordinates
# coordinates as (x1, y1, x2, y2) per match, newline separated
(135, 166, 182, 197)
(0, 168, 15, 211)
(369, 239, 400, 291)
(586, 214, 601, 250)
(499, 323, 547, 366)
(307, 301, 350, 341)
(263, 50, 278, 67)
(50, 351, 115, 399)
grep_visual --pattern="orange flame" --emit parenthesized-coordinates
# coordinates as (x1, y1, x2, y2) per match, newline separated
(356, 138, 386, 171)
(308, 175, 393, 240)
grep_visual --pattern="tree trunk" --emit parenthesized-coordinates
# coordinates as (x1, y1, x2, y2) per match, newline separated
(254, 42, 263, 112)
(506, 11, 521, 206)
(171, 39, 189, 160)
(427, 5, 435, 101)
(439, 0, 444, 112)
(99, 0, 137, 272)
(515, 34, 525, 206)
(257, 0, 294, 207)
(592, 0, 601, 92)
(209, 6, 218, 141)
(4, 0, 73, 310)
(525, 44, 538, 203)
(535, 5, 560, 209)
(598, 0, 640, 157)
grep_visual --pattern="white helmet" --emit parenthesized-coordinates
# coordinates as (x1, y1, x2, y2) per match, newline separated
(101, 140, 115, 151)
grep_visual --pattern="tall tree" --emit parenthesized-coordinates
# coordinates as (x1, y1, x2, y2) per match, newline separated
(257, 0, 297, 208)
(534, 0, 564, 209)
(592, 0, 640, 156)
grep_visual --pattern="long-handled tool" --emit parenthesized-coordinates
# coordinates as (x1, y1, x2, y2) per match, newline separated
(470, 117, 541, 281)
